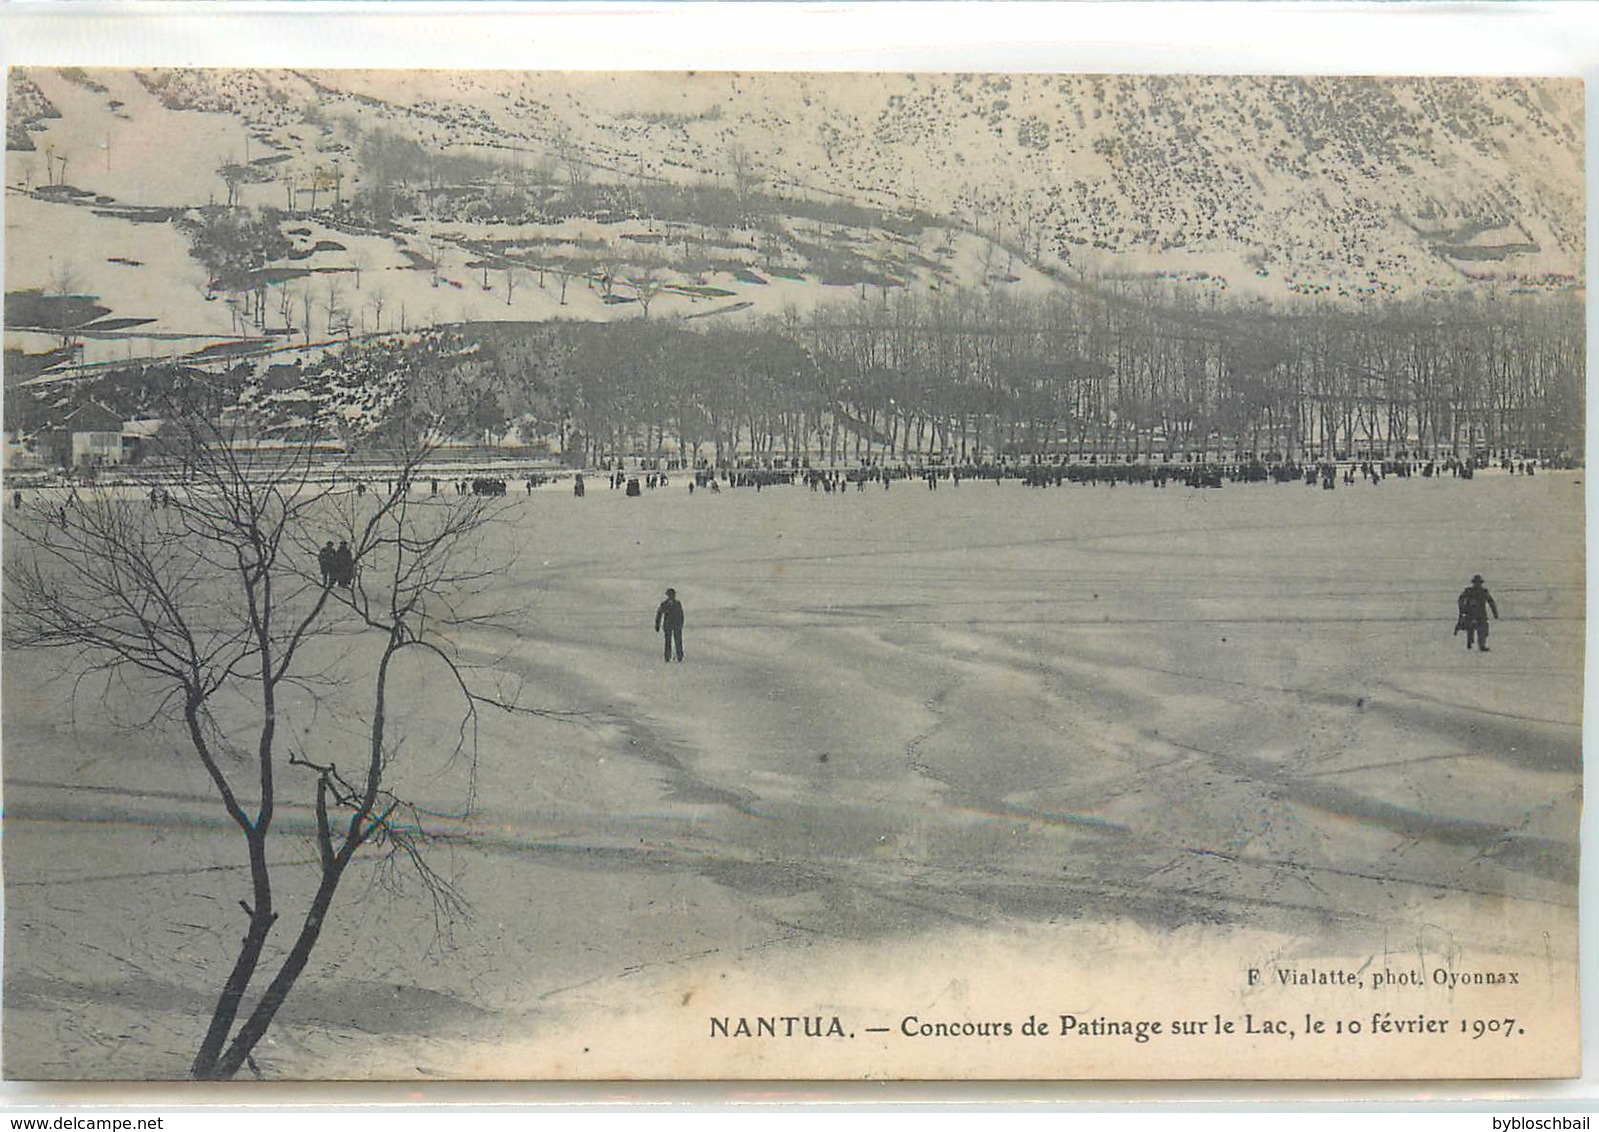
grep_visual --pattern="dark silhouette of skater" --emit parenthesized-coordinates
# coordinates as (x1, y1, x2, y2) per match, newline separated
(1456, 574, 1499, 651)
(332, 540, 355, 589)
(655, 587, 685, 662)
(318, 540, 337, 587)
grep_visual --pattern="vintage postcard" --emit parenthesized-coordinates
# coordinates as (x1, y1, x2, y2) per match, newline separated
(1, 67, 1583, 1082)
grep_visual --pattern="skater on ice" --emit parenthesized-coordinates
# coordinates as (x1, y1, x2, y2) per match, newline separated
(655, 587, 685, 663)
(1456, 574, 1499, 652)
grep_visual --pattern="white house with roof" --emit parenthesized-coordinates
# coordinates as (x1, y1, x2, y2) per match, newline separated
(25, 403, 157, 468)
(65, 402, 126, 466)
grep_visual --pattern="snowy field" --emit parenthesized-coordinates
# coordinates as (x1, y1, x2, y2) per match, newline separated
(2, 468, 1583, 1079)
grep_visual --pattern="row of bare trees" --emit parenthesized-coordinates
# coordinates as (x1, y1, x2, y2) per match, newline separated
(789, 285, 1583, 463)
(398, 284, 1580, 466)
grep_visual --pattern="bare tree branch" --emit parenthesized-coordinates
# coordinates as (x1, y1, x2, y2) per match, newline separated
(4, 414, 534, 1080)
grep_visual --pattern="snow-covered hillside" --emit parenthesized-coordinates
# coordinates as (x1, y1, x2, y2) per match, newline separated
(4, 68, 1584, 374)
(3, 70, 1041, 366)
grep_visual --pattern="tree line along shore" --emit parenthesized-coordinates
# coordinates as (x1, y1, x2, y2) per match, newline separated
(7, 285, 1580, 484)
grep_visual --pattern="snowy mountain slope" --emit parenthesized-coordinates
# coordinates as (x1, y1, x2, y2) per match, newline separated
(270, 70, 1583, 291)
(4, 68, 1584, 373)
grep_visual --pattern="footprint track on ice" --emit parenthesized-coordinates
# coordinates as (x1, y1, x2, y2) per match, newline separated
(902, 674, 965, 779)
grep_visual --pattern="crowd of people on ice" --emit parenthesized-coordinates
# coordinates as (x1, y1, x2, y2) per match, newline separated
(570, 452, 1554, 494)
(6, 452, 1561, 533)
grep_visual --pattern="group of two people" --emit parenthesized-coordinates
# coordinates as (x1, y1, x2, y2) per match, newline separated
(318, 540, 355, 589)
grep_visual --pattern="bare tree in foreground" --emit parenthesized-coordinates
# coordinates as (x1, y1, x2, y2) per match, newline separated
(4, 417, 526, 1080)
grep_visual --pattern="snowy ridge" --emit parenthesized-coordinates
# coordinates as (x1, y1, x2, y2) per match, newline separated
(6, 71, 1583, 311)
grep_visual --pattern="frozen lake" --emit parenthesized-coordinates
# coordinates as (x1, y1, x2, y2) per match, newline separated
(3, 468, 1583, 1079)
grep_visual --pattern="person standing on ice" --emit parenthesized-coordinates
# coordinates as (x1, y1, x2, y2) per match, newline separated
(655, 587, 685, 663)
(332, 540, 355, 589)
(1456, 574, 1499, 652)
(318, 540, 337, 588)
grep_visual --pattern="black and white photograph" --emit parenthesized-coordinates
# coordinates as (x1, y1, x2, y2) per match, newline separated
(1, 56, 1584, 1083)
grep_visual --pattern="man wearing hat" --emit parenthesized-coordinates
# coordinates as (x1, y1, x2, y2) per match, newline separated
(1456, 574, 1499, 652)
(655, 587, 685, 662)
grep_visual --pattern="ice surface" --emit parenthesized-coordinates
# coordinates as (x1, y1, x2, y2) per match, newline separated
(2, 468, 1582, 1078)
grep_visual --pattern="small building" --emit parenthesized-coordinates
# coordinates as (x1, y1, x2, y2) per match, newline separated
(67, 402, 125, 467)
(36, 401, 126, 468)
